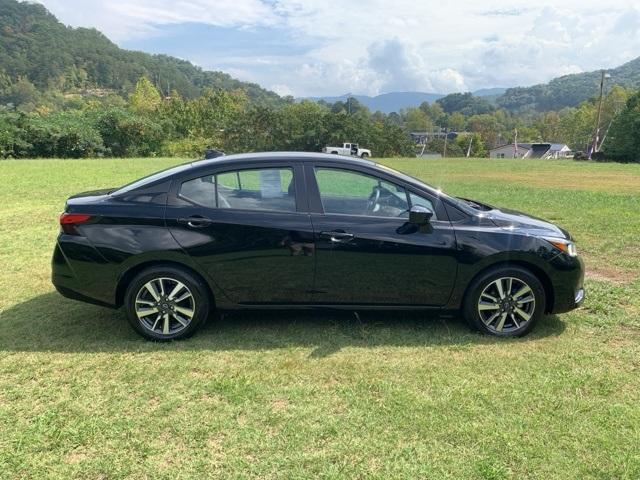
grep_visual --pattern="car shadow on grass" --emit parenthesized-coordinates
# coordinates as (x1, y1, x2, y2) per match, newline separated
(0, 292, 566, 357)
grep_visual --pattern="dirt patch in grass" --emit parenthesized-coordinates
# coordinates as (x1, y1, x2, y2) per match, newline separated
(65, 447, 90, 464)
(271, 398, 290, 412)
(586, 266, 638, 284)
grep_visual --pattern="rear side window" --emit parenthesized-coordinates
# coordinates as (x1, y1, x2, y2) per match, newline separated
(180, 175, 216, 208)
(180, 168, 296, 213)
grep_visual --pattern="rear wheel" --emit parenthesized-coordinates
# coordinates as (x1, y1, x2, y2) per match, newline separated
(124, 266, 211, 341)
(463, 266, 545, 337)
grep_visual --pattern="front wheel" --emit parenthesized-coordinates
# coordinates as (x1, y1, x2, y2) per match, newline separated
(124, 266, 211, 341)
(361, 152, 369, 158)
(463, 266, 545, 337)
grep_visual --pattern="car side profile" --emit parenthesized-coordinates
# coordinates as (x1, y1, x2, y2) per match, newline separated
(52, 152, 584, 341)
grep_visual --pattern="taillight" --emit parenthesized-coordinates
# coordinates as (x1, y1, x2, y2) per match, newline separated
(60, 213, 92, 235)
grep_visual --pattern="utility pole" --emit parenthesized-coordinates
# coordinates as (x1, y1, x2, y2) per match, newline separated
(443, 128, 448, 158)
(466, 135, 473, 158)
(589, 70, 608, 159)
(513, 128, 518, 158)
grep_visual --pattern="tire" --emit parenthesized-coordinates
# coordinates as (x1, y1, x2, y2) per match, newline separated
(462, 266, 545, 337)
(124, 265, 212, 341)
(330, 151, 339, 155)
(361, 152, 369, 158)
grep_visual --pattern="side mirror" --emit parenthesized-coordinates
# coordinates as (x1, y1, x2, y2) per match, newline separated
(409, 205, 433, 225)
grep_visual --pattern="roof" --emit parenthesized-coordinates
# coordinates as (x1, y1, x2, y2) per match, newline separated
(549, 143, 570, 151)
(490, 143, 533, 151)
(191, 151, 376, 168)
(489, 142, 569, 152)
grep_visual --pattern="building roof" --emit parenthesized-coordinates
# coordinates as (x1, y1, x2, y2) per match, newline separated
(490, 142, 569, 152)
(549, 143, 571, 151)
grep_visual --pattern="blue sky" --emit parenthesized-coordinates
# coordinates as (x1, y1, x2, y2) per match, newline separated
(37, 0, 640, 97)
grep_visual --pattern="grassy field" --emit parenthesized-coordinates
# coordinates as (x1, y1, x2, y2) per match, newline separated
(0, 157, 639, 479)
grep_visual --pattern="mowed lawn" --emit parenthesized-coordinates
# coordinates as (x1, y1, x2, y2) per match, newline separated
(0, 157, 639, 479)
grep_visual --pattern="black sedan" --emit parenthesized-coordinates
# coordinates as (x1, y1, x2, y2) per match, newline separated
(52, 152, 584, 340)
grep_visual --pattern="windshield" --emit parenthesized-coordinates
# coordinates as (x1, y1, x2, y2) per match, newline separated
(111, 162, 192, 195)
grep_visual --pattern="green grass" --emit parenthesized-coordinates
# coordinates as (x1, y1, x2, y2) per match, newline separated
(0, 157, 639, 479)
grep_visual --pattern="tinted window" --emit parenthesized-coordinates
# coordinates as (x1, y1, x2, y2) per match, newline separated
(315, 168, 409, 218)
(181, 168, 296, 212)
(113, 163, 191, 195)
(408, 192, 435, 214)
(180, 175, 216, 208)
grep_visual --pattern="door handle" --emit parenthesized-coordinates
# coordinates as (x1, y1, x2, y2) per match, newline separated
(177, 216, 213, 228)
(320, 230, 355, 243)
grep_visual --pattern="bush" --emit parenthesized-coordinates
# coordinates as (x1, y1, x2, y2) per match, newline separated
(161, 137, 211, 158)
(94, 108, 163, 157)
(27, 112, 104, 158)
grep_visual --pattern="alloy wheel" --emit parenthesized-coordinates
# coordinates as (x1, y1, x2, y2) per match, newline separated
(477, 277, 536, 334)
(134, 277, 196, 336)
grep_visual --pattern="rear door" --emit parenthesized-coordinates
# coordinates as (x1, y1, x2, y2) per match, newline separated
(305, 163, 458, 306)
(166, 162, 315, 305)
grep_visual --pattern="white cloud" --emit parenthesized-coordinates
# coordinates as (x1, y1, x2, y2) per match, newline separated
(36, 0, 280, 40)
(36, 0, 640, 96)
(270, 84, 294, 96)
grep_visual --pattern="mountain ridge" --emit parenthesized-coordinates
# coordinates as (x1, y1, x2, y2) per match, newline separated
(302, 89, 506, 114)
(497, 56, 640, 111)
(2, 0, 639, 113)
(0, 0, 284, 105)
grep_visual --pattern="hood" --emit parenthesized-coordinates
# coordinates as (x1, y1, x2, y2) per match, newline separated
(485, 205, 571, 240)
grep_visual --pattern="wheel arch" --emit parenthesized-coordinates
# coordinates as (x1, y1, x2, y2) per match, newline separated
(462, 260, 554, 313)
(115, 260, 216, 308)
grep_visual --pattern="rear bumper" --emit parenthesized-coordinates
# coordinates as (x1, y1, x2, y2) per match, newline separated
(548, 254, 585, 314)
(54, 284, 116, 308)
(51, 237, 118, 308)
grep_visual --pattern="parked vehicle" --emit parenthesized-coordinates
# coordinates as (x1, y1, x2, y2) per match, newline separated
(53, 152, 584, 341)
(323, 143, 371, 158)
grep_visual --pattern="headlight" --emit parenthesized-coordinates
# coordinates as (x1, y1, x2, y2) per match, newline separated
(543, 237, 577, 257)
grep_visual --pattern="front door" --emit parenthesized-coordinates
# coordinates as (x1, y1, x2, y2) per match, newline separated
(166, 164, 315, 305)
(307, 165, 458, 305)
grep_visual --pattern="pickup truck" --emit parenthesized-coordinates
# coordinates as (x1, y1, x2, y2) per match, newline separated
(322, 143, 371, 158)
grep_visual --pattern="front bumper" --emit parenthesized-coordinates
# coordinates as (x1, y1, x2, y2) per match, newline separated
(548, 254, 585, 314)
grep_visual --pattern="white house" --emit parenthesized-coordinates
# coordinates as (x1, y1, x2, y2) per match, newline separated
(489, 143, 572, 159)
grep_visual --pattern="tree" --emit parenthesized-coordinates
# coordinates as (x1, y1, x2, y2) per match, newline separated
(448, 112, 466, 132)
(27, 111, 104, 158)
(93, 107, 162, 157)
(0, 77, 40, 109)
(273, 101, 330, 152)
(455, 133, 486, 157)
(404, 108, 432, 132)
(128, 77, 162, 115)
(419, 101, 446, 126)
(557, 103, 595, 152)
(436, 92, 494, 116)
(0, 109, 31, 157)
(603, 91, 640, 162)
(467, 114, 504, 149)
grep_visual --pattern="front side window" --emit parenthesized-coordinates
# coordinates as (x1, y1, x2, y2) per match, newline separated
(408, 192, 435, 213)
(315, 168, 409, 218)
(180, 168, 296, 212)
